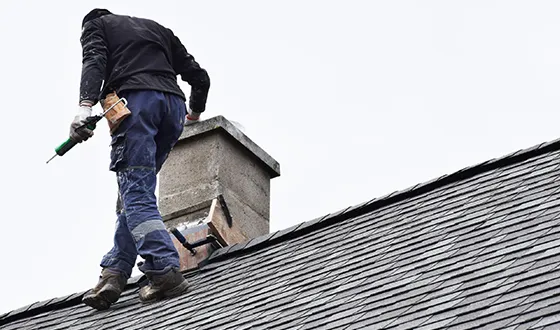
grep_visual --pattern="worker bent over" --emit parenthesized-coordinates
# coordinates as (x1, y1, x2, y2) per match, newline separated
(72, 8, 210, 310)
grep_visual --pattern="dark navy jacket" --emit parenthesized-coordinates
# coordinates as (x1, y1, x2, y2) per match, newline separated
(79, 14, 210, 113)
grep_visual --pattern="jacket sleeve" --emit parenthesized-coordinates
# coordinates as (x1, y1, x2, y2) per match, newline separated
(79, 19, 107, 105)
(169, 30, 210, 113)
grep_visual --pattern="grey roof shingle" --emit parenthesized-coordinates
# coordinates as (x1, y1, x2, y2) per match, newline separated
(3, 137, 560, 330)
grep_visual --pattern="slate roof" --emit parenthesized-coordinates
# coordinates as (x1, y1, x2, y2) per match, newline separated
(3, 137, 560, 330)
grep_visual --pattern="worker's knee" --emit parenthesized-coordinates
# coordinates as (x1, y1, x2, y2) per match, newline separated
(116, 167, 158, 219)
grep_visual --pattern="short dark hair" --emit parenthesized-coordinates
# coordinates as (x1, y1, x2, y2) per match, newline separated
(82, 8, 112, 27)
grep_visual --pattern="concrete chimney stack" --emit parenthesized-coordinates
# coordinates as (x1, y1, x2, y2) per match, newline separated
(158, 116, 280, 271)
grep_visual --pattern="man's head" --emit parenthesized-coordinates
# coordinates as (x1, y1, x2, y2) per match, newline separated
(82, 8, 112, 27)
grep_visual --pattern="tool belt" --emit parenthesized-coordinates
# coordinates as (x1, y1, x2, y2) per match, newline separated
(100, 92, 131, 135)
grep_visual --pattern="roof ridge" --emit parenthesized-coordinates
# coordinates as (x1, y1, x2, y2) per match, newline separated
(203, 136, 560, 265)
(0, 291, 86, 327)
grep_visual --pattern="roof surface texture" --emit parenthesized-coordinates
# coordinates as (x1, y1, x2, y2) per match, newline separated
(3, 137, 560, 330)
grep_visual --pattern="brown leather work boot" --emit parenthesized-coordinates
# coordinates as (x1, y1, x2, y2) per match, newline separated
(139, 267, 189, 302)
(82, 268, 127, 310)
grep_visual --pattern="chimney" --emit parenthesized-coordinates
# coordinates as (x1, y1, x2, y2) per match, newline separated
(158, 116, 281, 271)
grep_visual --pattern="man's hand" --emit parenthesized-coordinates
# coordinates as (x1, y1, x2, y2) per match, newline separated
(70, 103, 94, 143)
(185, 108, 201, 125)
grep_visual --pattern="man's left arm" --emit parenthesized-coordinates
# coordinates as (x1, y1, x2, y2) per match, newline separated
(168, 29, 210, 125)
(70, 19, 107, 143)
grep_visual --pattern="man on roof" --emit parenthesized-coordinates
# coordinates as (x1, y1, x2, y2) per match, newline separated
(71, 8, 210, 310)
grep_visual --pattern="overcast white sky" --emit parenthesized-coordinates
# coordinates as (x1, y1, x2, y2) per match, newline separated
(1, 0, 560, 314)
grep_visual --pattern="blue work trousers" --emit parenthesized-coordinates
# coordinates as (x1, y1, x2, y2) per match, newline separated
(100, 90, 185, 278)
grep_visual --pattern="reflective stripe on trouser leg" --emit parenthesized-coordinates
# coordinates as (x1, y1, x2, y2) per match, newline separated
(100, 211, 138, 278)
(131, 220, 167, 242)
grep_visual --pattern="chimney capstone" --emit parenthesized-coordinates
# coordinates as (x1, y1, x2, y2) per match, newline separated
(158, 115, 280, 271)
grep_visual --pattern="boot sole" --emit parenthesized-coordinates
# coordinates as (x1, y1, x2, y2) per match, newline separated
(82, 288, 121, 311)
(82, 294, 110, 311)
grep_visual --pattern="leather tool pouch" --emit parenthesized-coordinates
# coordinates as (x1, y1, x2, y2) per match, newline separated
(101, 92, 131, 135)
